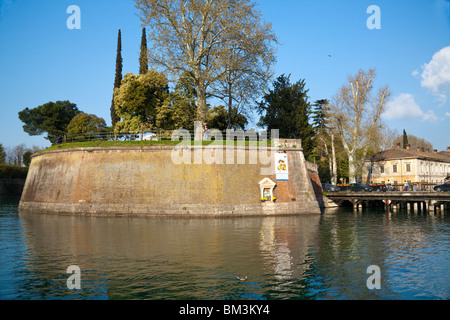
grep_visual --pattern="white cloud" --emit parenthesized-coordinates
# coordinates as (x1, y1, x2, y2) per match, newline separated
(421, 110, 439, 122)
(420, 46, 450, 99)
(384, 93, 423, 120)
(383, 93, 439, 122)
(445, 112, 450, 118)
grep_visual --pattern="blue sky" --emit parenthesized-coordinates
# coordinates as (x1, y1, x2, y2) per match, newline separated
(0, 0, 449, 151)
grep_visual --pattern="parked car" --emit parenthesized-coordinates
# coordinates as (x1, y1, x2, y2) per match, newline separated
(434, 183, 450, 192)
(143, 133, 158, 141)
(350, 183, 373, 192)
(370, 184, 387, 192)
(322, 183, 340, 193)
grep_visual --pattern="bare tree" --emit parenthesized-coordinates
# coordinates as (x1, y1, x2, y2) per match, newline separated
(31, 145, 43, 153)
(3, 146, 14, 164)
(331, 69, 390, 183)
(375, 123, 399, 151)
(210, 9, 278, 129)
(392, 134, 434, 151)
(134, 0, 276, 138)
(13, 144, 27, 167)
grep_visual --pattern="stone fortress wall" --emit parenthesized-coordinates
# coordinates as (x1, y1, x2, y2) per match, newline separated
(19, 145, 321, 217)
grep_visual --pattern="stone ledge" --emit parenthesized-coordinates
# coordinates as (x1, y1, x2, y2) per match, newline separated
(18, 201, 321, 218)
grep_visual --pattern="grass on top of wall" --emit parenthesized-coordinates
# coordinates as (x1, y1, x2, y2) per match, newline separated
(41, 139, 276, 152)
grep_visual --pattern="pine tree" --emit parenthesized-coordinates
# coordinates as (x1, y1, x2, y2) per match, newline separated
(311, 99, 330, 132)
(257, 74, 315, 158)
(139, 28, 148, 75)
(111, 29, 122, 127)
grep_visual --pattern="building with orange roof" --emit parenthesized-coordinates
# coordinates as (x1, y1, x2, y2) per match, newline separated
(363, 144, 450, 188)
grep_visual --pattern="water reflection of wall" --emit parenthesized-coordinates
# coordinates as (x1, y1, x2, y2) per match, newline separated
(19, 212, 321, 299)
(259, 215, 321, 295)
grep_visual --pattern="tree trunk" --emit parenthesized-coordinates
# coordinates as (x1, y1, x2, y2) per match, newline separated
(331, 133, 337, 185)
(320, 136, 333, 184)
(227, 83, 232, 130)
(328, 157, 333, 184)
(195, 81, 207, 141)
(348, 152, 357, 183)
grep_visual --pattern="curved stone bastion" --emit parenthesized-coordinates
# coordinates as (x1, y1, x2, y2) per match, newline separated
(18, 145, 321, 217)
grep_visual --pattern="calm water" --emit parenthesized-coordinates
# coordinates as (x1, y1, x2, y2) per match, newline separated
(0, 196, 449, 300)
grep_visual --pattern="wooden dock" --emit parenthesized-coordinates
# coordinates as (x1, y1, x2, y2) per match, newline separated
(326, 192, 450, 212)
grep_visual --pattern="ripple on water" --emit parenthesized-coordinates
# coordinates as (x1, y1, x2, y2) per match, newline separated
(1, 201, 449, 300)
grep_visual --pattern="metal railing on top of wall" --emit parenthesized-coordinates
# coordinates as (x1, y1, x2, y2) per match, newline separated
(54, 129, 281, 145)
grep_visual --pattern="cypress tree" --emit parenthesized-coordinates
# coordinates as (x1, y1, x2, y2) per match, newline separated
(403, 129, 409, 149)
(111, 29, 122, 127)
(139, 28, 148, 74)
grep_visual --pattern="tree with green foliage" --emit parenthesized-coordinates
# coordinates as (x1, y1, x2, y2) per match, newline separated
(113, 70, 169, 136)
(256, 74, 315, 158)
(311, 99, 330, 132)
(155, 72, 198, 130)
(139, 28, 148, 75)
(111, 29, 123, 127)
(402, 129, 409, 149)
(0, 144, 6, 164)
(206, 105, 248, 131)
(18, 100, 81, 144)
(23, 150, 33, 167)
(67, 113, 108, 140)
(311, 99, 338, 185)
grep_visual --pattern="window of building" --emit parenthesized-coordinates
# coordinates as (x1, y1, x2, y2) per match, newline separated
(393, 164, 398, 173)
(380, 165, 384, 174)
(406, 163, 411, 172)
